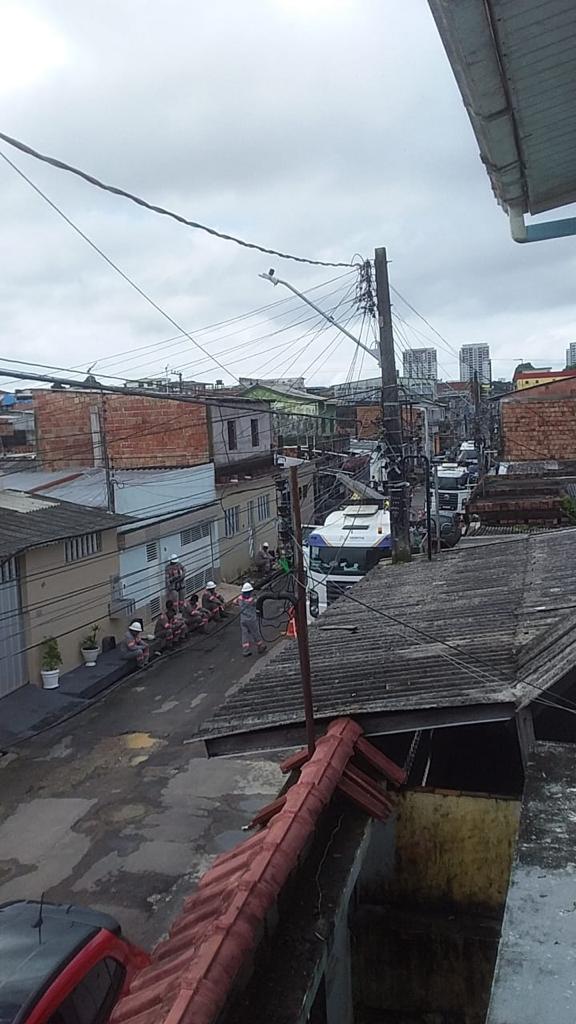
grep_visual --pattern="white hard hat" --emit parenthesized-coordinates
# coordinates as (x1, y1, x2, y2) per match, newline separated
(263, 542, 269, 548)
(129, 621, 142, 632)
(206, 580, 216, 589)
(241, 582, 254, 593)
(170, 554, 179, 562)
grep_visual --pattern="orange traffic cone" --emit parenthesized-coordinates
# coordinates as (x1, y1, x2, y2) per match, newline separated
(285, 608, 298, 638)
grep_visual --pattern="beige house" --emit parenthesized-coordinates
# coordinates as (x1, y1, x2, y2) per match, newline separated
(0, 490, 130, 697)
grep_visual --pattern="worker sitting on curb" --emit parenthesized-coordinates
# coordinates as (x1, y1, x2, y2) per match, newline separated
(121, 621, 150, 668)
(165, 599, 186, 643)
(235, 581, 267, 657)
(181, 594, 209, 633)
(153, 606, 175, 652)
(202, 580, 227, 621)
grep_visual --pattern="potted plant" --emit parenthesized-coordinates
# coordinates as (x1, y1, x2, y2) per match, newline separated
(41, 637, 62, 689)
(80, 624, 100, 666)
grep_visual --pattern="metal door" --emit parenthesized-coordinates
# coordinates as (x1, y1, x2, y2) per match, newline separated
(0, 558, 28, 696)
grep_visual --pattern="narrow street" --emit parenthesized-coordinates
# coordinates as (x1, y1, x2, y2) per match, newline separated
(0, 611, 286, 949)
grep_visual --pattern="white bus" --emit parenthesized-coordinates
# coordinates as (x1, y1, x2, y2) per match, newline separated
(305, 503, 392, 616)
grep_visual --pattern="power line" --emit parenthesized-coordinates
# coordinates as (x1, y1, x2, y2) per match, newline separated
(0, 131, 357, 268)
(0, 150, 240, 382)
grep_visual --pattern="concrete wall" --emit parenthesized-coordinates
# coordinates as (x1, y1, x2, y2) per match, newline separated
(380, 789, 520, 912)
(21, 530, 120, 684)
(34, 390, 210, 469)
(218, 478, 278, 582)
(353, 789, 521, 1024)
(208, 400, 272, 467)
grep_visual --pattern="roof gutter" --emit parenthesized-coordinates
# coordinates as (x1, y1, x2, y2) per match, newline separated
(509, 207, 576, 245)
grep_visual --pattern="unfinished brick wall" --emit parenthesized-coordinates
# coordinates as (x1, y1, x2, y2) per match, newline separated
(34, 390, 210, 470)
(356, 405, 380, 439)
(501, 386, 576, 460)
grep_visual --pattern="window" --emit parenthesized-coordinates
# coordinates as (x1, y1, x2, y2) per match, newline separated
(146, 540, 158, 562)
(257, 494, 270, 522)
(48, 958, 125, 1024)
(186, 568, 210, 595)
(303, 483, 310, 499)
(224, 505, 240, 537)
(64, 532, 102, 563)
(150, 595, 161, 618)
(181, 523, 210, 546)
(250, 418, 260, 447)
(0, 557, 17, 583)
(227, 419, 238, 451)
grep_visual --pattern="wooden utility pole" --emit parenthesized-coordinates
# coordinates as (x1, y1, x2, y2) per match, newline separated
(289, 466, 315, 755)
(374, 247, 411, 563)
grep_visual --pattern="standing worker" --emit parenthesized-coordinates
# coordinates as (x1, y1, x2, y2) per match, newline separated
(165, 554, 186, 603)
(236, 581, 267, 657)
(254, 541, 273, 577)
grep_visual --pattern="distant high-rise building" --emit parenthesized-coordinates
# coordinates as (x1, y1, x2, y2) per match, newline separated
(566, 342, 576, 368)
(402, 347, 437, 380)
(459, 344, 491, 384)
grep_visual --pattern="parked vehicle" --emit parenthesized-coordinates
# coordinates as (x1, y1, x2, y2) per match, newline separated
(305, 503, 391, 615)
(432, 462, 474, 515)
(0, 900, 150, 1024)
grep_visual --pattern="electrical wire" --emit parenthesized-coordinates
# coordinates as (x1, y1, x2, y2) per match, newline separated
(0, 150, 241, 382)
(0, 132, 356, 268)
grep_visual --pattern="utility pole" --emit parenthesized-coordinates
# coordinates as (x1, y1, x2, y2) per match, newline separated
(432, 465, 442, 555)
(289, 466, 315, 755)
(99, 393, 115, 513)
(374, 247, 411, 563)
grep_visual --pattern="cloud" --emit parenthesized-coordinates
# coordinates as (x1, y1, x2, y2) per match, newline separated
(1, 0, 575, 392)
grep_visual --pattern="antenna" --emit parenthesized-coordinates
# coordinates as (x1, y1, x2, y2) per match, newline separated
(33, 892, 45, 945)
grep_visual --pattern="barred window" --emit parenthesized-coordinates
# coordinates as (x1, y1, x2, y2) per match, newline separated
(146, 541, 158, 562)
(250, 418, 260, 447)
(224, 505, 240, 537)
(150, 595, 161, 617)
(64, 532, 102, 563)
(257, 494, 270, 522)
(186, 569, 210, 595)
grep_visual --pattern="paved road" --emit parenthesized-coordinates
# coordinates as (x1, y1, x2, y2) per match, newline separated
(0, 609, 288, 948)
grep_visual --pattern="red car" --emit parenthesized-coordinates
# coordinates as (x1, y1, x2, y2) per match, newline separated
(0, 900, 150, 1024)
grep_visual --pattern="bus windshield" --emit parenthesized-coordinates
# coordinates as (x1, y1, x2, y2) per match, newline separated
(309, 545, 387, 575)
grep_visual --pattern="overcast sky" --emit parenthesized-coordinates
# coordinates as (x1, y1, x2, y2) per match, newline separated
(1, 0, 576, 391)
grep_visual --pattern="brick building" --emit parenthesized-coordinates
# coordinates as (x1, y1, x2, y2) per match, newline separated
(500, 376, 576, 461)
(34, 390, 210, 470)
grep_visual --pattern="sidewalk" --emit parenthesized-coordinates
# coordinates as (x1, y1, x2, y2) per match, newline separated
(0, 583, 243, 750)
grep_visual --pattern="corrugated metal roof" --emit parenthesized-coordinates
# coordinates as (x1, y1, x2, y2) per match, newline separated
(200, 530, 576, 752)
(112, 719, 404, 1024)
(429, 0, 576, 216)
(0, 490, 132, 561)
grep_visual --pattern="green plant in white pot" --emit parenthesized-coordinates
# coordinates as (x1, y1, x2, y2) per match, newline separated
(80, 624, 100, 666)
(41, 637, 63, 689)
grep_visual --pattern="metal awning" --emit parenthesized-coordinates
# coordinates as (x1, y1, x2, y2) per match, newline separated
(428, 0, 576, 241)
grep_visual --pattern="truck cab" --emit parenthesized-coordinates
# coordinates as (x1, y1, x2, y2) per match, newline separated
(432, 462, 473, 515)
(0, 900, 149, 1024)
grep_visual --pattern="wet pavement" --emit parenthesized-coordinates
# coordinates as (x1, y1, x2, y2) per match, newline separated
(0, 611, 288, 948)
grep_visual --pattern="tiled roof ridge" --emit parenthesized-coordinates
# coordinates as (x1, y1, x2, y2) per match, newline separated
(112, 717, 405, 1024)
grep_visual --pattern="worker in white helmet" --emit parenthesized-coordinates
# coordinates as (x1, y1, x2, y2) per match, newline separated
(202, 580, 226, 620)
(165, 553, 186, 603)
(120, 621, 150, 668)
(235, 581, 266, 657)
(255, 541, 273, 577)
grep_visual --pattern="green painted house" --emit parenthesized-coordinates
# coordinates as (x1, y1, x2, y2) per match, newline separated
(240, 383, 337, 445)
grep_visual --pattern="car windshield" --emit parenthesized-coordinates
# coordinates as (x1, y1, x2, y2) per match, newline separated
(309, 545, 387, 575)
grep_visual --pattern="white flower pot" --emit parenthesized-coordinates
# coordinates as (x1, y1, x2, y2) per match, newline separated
(81, 648, 99, 667)
(41, 669, 60, 690)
